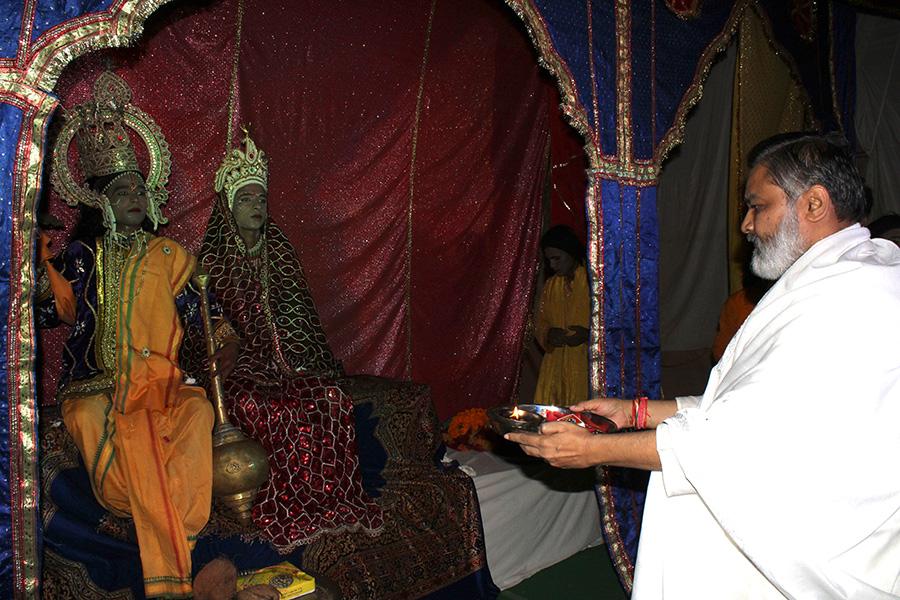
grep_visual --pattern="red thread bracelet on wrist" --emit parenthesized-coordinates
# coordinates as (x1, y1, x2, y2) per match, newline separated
(635, 396, 649, 429)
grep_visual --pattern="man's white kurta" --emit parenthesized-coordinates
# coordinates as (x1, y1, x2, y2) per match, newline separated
(633, 225, 900, 599)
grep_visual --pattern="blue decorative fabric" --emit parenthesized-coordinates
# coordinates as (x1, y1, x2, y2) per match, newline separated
(529, 0, 738, 159)
(30, 0, 116, 43)
(630, 7, 655, 158)
(592, 178, 658, 586)
(521, 1, 857, 159)
(597, 180, 660, 400)
(643, 0, 737, 154)
(0, 102, 23, 597)
(531, 0, 618, 155)
(0, 2, 24, 59)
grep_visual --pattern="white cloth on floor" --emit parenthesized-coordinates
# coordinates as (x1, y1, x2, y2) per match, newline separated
(446, 448, 603, 590)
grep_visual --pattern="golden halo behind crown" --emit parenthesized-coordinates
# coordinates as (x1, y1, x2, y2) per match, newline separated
(215, 128, 268, 211)
(50, 71, 171, 228)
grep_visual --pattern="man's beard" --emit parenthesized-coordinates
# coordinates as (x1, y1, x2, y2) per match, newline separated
(748, 207, 806, 280)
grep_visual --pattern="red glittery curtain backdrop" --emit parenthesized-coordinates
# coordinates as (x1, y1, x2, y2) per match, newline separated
(548, 83, 588, 245)
(38, 0, 550, 420)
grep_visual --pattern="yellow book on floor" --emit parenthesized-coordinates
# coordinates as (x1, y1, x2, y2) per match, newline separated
(236, 562, 316, 599)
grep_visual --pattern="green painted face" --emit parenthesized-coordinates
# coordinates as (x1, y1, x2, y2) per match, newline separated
(107, 173, 148, 233)
(231, 183, 268, 234)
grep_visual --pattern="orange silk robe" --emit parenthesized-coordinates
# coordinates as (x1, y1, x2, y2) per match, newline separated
(534, 265, 590, 407)
(50, 235, 213, 599)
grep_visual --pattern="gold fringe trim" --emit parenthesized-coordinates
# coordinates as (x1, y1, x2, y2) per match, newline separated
(595, 466, 635, 593)
(6, 91, 56, 598)
(615, 0, 633, 169)
(22, 0, 178, 91)
(585, 175, 604, 396)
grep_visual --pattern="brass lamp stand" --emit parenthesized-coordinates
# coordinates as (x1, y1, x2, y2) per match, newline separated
(195, 271, 269, 526)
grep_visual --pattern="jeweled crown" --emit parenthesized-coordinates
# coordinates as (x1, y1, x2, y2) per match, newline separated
(72, 71, 140, 180)
(51, 70, 171, 227)
(215, 129, 268, 210)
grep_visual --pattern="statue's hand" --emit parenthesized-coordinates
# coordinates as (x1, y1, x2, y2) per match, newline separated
(38, 232, 54, 265)
(211, 340, 239, 380)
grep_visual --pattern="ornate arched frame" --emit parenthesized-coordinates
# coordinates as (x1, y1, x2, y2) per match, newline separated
(0, 2, 177, 596)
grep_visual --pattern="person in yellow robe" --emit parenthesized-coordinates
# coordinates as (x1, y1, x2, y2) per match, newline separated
(533, 225, 590, 407)
(35, 72, 259, 599)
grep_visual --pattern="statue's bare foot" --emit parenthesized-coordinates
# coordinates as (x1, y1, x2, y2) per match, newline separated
(193, 558, 237, 600)
(236, 584, 280, 599)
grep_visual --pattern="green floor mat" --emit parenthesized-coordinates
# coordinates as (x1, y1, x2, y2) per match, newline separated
(497, 545, 627, 600)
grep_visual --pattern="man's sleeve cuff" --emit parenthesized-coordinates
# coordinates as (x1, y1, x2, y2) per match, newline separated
(675, 395, 701, 411)
(657, 415, 698, 497)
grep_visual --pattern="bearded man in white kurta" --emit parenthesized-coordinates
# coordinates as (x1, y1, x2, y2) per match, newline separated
(508, 133, 900, 598)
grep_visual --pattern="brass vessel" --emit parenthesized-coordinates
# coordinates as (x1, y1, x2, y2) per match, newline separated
(195, 271, 269, 526)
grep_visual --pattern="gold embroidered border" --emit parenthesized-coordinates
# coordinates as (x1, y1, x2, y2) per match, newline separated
(5, 88, 55, 599)
(0, 2, 179, 597)
(596, 466, 635, 593)
(405, 0, 437, 379)
(583, 0, 605, 399)
(15, 1, 37, 69)
(615, 0, 633, 170)
(586, 174, 604, 396)
(589, 158, 659, 185)
(654, 0, 753, 167)
(23, 1, 174, 90)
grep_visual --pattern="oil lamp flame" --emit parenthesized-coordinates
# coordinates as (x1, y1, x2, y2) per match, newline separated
(510, 406, 524, 419)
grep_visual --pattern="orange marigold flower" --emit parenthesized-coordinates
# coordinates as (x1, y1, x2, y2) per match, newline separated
(449, 419, 470, 439)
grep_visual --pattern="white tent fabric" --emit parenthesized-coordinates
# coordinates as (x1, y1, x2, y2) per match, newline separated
(657, 44, 734, 354)
(655, 44, 735, 397)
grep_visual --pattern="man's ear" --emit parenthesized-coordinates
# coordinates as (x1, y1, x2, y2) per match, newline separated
(800, 185, 831, 223)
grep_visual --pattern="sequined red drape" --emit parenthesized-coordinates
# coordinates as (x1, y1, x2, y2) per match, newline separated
(39, 0, 551, 420)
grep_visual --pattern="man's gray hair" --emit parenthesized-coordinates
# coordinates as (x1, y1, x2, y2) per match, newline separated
(749, 132, 867, 223)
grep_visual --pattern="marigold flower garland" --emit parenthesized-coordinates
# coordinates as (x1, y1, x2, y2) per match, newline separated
(443, 408, 499, 451)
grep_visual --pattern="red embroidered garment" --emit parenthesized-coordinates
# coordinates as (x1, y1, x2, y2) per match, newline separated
(183, 198, 382, 552)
